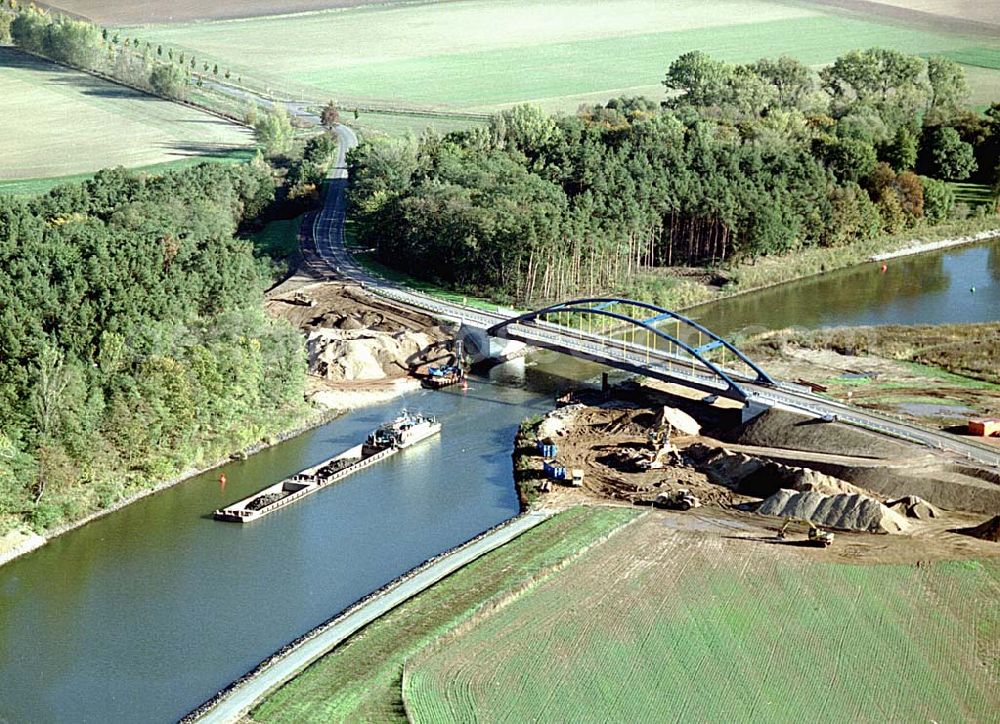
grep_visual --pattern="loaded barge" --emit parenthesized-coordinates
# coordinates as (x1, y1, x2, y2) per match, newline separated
(214, 411, 441, 523)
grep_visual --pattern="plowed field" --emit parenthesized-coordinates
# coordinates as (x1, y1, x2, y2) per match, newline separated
(404, 513, 1000, 722)
(133, 0, 990, 112)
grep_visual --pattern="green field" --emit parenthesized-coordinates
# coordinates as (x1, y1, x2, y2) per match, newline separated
(251, 507, 639, 723)
(943, 47, 1000, 70)
(0, 47, 251, 181)
(404, 515, 1000, 722)
(0, 149, 254, 196)
(135, 0, 996, 112)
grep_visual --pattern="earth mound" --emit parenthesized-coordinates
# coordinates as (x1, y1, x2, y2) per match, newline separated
(695, 446, 869, 498)
(730, 408, 913, 458)
(307, 328, 436, 381)
(886, 495, 941, 520)
(758, 489, 909, 534)
(952, 515, 1000, 542)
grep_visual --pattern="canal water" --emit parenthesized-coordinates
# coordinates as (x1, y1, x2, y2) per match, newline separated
(691, 239, 1000, 334)
(1, 239, 998, 723)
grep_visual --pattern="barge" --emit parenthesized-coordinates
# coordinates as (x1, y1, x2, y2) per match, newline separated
(422, 364, 465, 389)
(214, 411, 441, 523)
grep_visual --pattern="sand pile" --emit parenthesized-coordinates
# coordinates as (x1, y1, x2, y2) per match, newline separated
(699, 448, 868, 498)
(758, 489, 909, 533)
(887, 495, 941, 520)
(538, 404, 585, 440)
(952, 515, 1000, 542)
(307, 328, 434, 381)
(703, 450, 765, 486)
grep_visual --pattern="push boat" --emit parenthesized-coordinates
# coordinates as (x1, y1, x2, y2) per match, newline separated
(214, 411, 441, 523)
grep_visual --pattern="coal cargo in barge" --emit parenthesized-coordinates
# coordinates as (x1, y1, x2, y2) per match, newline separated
(214, 411, 442, 523)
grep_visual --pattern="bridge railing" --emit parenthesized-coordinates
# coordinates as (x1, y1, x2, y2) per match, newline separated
(505, 322, 734, 393)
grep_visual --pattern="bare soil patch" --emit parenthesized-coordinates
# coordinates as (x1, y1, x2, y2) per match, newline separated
(518, 377, 1000, 562)
(800, 0, 1000, 35)
(743, 326, 1000, 432)
(265, 279, 454, 408)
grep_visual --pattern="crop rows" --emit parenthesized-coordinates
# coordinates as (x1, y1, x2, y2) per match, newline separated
(251, 507, 640, 722)
(404, 516, 1000, 722)
(138, 0, 983, 112)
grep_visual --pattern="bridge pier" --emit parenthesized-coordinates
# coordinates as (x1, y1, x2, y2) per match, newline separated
(457, 324, 526, 363)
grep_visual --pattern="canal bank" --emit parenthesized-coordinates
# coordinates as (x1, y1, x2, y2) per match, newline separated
(0, 406, 339, 569)
(189, 509, 552, 723)
(676, 222, 1000, 315)
(0, 381, 549, 723)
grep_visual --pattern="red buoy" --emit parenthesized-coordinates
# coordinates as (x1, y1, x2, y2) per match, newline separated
(880, 263, 887, 273)
(219, 473, 227, 490)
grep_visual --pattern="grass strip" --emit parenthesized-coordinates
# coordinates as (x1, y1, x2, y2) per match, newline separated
(0, 148, 255, 196)
(251, 506, 639, 723)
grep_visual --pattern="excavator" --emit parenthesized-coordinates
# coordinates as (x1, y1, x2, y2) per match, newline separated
(636, 426, 676, 471)
(776, 518, 835, 548)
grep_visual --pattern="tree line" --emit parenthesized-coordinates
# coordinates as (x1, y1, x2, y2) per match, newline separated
(348, 49, 999, 305)
(2, 1, 235, 102)
(0, 162, 307, 532)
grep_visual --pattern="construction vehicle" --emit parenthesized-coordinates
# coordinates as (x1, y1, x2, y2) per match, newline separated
(653, 489, 701, 511)
(777, 518, 834, 547)
(636, 426, 672, 471)
(281, 291, 315, 307)
(422, 339, 467, 389)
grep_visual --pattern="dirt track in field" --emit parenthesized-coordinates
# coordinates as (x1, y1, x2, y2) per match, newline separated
(41, 0, 427, 25)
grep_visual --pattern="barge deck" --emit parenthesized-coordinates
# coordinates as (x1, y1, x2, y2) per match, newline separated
(215, 412, 441, 523)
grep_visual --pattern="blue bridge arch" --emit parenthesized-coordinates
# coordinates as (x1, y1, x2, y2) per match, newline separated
(487, 298, 776, 400)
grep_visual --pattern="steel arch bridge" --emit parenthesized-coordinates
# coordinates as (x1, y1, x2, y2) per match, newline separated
(487, 298, 776, 401)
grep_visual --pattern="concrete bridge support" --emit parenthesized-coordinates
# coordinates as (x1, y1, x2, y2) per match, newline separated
(742, 398, 773, 424)
(458, 324, 526, 363)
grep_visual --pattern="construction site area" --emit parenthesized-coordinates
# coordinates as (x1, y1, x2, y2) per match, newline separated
(264, 279, 462, 407)
(517, 376, 1000, 564)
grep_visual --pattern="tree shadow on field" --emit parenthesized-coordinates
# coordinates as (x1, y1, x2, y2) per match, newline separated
(162, 142, 250, 159)
(0, 46, 55, 72)
(78, 85, 151, 101)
